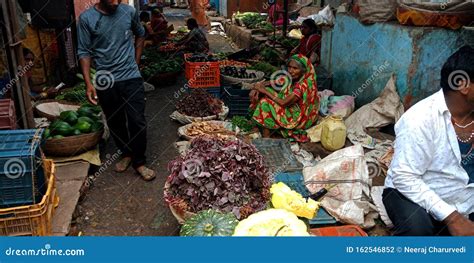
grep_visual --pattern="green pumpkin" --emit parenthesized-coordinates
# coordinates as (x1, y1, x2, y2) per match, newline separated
(180, 210, 239, 237)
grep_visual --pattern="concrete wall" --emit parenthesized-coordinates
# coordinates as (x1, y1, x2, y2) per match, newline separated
(321, 14, 474, 108)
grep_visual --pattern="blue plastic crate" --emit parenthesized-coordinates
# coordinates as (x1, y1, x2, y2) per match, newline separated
(274, 171, 337, 225)
(0, 129, 46, 208)
(252, 139, 302, 172)
(223, 86, 251, 117)
(204, 87, 222, 99)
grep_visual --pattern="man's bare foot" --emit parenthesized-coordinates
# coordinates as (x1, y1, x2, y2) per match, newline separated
(114, 157, 132, 173)
(136, 166, 156, 181)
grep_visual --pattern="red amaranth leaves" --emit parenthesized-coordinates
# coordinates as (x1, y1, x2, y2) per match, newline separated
(164, 136, 270, 219)
(176, 90, 223, 117)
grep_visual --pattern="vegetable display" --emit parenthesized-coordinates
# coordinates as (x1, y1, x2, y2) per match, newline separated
(185, 122, 236, 140)
(260, 47, 282, 65)
(186, 53, 219, 62)
(221, 66, 257, 79)
(249, 62, 278, 77)
(176, 90, 223, 117)
(45, 104, 103, 140)
(165, 136, 271, 220)
(141, 59, 182, 79)
(231, 116, 255, 133)
(55, 83, 87, 103)
(180, 209, 239, 236)
(236, 13, 266, 29)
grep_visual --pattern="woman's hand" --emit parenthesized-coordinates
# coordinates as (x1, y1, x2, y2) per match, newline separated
(253, 81, 267, 93)
(250, 90, 260, 104)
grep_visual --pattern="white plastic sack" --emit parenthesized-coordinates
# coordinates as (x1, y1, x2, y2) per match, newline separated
(170, 105, 229, 125)
(303, 145, 379, 228)
(296, 5, 335, 26)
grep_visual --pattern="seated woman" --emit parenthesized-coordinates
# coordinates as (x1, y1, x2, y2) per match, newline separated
(291, 19, 321, 66)
(250, 54, 319, 142)
(176, 18, 209, 53)
(150, 9, 171, 44)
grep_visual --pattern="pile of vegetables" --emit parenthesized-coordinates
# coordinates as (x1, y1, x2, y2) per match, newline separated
(231, 116, 256, 133)
(220, 66, 257, 79)
(186, 53, 219, 63)
(235, 12, 266, 29)
(55, 83, 87, 103)
(260, 47, 282, 65)
(44, 104, 103, 140)
(186, 122, 236, 140)
(165, 136, 271, 219)
(56, 69, 97, 103)
(249, 62, 278, 77)
(141, 59, 182, 79)
(269, 35, 300, 49)
(255, 21, 274, 31)
(176, 90, 223, 117)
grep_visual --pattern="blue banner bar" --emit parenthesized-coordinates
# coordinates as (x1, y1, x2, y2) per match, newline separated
(0, 237, 472, 263)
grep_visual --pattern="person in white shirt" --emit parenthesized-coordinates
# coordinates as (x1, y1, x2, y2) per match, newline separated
(383, 46, 474, 236)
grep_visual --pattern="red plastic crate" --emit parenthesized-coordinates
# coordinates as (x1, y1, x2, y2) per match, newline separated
(310, 225, 368, 237)
(184, 53, 220, 88)
(0, 99, 16, 130)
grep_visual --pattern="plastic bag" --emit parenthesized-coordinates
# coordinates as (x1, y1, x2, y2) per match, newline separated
(318, 89, 334, 116)
(303, 145, 379, 228)
(328, 95, 355, 119)
(296, 5, 335, 26)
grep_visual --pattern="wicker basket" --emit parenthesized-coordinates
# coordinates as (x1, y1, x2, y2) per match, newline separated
(34, 100, 81, 121)
(43, 130, 103, 157)
(221, 70, 265, 85)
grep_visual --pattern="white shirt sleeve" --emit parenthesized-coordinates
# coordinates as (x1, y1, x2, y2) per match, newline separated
(389, 117, 456, 221)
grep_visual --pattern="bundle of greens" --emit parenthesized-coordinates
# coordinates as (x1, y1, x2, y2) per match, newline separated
(231, 116, 256, 133)
(141, 59, 182, 79)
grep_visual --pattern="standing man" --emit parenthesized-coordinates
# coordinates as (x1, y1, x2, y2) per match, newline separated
(77, 0, 156, 181)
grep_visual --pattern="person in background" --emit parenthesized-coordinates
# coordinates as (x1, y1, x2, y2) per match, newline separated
(267, 1, 284, 26)
(150, 9, 170, 44)
(250, 54, 319, 142)
(383, 46, 474, 236)
(176, 18, 209, 53)
(291, 19, 321, 66)
(77, 0, 156, 181)
(188, 0, 210, 30)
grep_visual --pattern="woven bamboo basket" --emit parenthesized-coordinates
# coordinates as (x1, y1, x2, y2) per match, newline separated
(164, 181, 196, 224)
(34, 100, 81, 121)
(43, 130, 103, 157)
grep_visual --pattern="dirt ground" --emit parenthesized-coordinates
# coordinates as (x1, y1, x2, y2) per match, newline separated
(74, 8, 238, 236)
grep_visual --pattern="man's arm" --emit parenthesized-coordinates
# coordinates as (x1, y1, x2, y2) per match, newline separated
(77, 16, 97, 105)
(131, 8, 146, 65)
(79, 57, 97, 105)
(135, 37, 145, 65)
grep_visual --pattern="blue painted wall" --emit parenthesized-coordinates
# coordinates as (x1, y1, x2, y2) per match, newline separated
(321, 14, 474, 107)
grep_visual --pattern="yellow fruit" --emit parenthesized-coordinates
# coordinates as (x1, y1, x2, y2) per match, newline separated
(270, 182, 320, 219)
